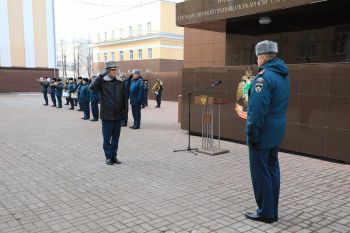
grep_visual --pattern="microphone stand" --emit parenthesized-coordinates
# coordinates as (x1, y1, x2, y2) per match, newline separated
(174, 81, 222, 155)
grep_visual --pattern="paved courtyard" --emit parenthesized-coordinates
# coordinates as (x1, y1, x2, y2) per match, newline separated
(0, 94, 349, 233)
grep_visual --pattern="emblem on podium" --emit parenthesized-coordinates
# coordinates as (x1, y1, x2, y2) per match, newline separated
(235, 67, 254, 119)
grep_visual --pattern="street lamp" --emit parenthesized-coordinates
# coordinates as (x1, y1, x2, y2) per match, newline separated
(259, 16, 271, 25)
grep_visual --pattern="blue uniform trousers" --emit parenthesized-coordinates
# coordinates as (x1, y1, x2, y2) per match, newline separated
(43, 93, 48, 104)
(156, 94, 161, 107)
(131, 104, 141, 128)
(142, 92, 148, 108)
(90, 102, 99, 120)
(249, 147, 280, 220)
(121, 99, 129, 126)
(56, 96, 62, 108)
(81, 102, 90, 119)
(50, 92, 56, 106)
(102, 120, 121, 160)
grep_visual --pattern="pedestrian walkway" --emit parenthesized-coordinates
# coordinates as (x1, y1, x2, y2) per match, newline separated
(0, 94, 349, 233)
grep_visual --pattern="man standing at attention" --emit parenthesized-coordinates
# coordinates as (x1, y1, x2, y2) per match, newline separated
(245, 40, 290, 223)
(129, 69, 144, 129)
(90, 61, 128, 165)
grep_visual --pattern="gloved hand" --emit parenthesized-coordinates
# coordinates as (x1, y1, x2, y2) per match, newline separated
(247, 128, 259, 148)
(247, 136, 258, 148)
(98, 69, 109, 78)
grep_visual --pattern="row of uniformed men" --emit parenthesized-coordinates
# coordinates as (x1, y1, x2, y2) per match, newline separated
(39, 72, 164, 126)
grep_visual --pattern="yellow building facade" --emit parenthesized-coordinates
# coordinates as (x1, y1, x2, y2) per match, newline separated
(0, 0, 56, 92)
(92, 0, 184, 74)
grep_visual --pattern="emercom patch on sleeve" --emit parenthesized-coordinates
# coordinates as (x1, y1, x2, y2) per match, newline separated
(255, 77, 264, 93)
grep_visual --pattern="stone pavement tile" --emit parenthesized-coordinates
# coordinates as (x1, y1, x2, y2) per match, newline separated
(0, 95, 350, 233)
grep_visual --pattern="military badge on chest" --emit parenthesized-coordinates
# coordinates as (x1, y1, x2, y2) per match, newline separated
(254, 78, 264, 93)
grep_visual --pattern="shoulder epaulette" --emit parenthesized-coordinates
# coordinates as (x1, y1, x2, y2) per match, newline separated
(257, 70, 265, 76)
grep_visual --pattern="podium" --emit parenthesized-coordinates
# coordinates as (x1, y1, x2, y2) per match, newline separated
(195, 95, 229, 156)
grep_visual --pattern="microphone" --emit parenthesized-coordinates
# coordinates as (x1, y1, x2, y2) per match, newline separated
(212, 80, 222, 87)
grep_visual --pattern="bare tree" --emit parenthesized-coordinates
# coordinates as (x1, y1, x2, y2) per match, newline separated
(77, 49, 80, 77)
(59, 38, 64, 78)
(87, 37, 93, 78)
(63, 55, 67, 78)
(73, 39, 76, 79)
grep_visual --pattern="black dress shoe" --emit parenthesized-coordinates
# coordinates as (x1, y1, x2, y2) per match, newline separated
(68, 107, 74, 110)
(132, 126, 140, 129)
(106, 159, 113, 165)
(121, 124, 127, 127)
(129, 126, 135, 129)
(113, 158, 121, 164)
(43, 104, 48, 106)
(51, 105, 56, 107)
(244, 212, 276, 223)
(90, 119, 98, 122)
(77, 109, 82, 111)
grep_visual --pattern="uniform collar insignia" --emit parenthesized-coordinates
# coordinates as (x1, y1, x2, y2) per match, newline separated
(257, 70, 265, 75)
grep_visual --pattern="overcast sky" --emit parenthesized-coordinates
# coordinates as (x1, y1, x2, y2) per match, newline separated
(55, 0, 184, 41)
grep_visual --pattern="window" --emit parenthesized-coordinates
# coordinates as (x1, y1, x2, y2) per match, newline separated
(119, 51, 124, 61)
(111, 30, 115, 40)
(300, 34, 318, 60)
(111, 52, 115, 61)
(129, 26, 133, 36)
(104, 53, 107, 62)
(119, 28, 123, 38)
(147, 22, 152, 33)
(104, 32, 107, 41)
(97, 53, 100, 62)
(129, 50, 133, 60)
(138, 49, 142, 60)
(333, 31, 350, 56)
(138, 24, 142, 35)
(147, 48, 152, 59)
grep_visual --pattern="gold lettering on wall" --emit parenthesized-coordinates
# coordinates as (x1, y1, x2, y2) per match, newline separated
(177, 0, 309, 25)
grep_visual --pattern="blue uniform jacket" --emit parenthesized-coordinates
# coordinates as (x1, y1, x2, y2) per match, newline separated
(56, 83, 64, 97)
(68, 83, 77, 93)
(246, 58, 290, 150)
(77, 83, 82, 93)
(79, 84, 90, 104)
(124, 77, 132, 98)
(89, 88, 99, 103)
(129, 78, 144, 106)
(50, 84, 56, 95)
(40, 82, 49, 93)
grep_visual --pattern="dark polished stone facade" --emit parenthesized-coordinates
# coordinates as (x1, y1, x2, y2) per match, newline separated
(181, 64, 350, 163)
(0, 67, 57, 93)
(177, 0, 350, 163)
(93, 59, 183, 101)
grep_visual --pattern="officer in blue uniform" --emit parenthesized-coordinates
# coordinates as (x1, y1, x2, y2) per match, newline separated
(89, 61, 128, 165)
(76, 77, 83, 111)
(129, 69, 144, 129)
(245, 40, 290, 223)
(67, 78, 77, 110)
(89, 76, 100, 121)
(141, 79, 149, 108)
(39, 77, 49, 106)
(79, 78, 90, 120)
(55, 79, 64, 108)
(121, 74, 132, 127)
(49, 78, 57, 107)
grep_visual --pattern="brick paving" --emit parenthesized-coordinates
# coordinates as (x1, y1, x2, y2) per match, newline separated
(0, 93, 349, 233)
